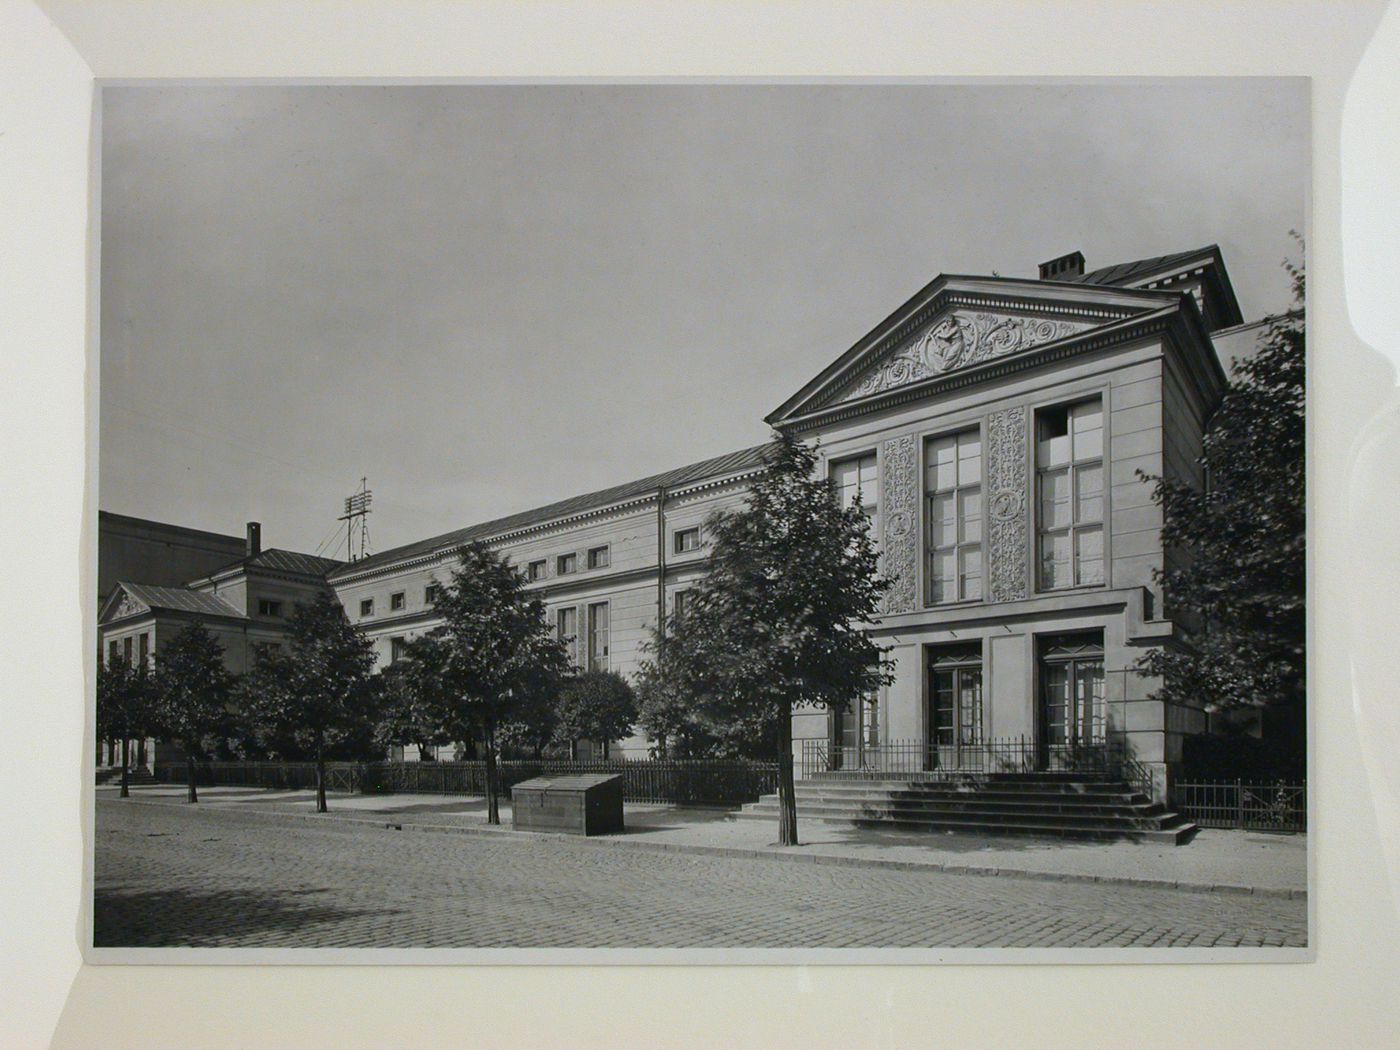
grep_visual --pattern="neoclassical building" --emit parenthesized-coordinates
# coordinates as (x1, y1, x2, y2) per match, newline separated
(100, 245, 1253, 793)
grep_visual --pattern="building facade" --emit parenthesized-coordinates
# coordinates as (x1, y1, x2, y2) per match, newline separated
(99, 245, 1255, 794)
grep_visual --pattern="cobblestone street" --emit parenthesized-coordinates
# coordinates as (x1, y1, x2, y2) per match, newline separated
(94, 800, 1307, 950)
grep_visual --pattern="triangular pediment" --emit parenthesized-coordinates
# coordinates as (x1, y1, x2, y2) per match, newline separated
(767, 276, 1178, 427)
(99, 584, 151, 624)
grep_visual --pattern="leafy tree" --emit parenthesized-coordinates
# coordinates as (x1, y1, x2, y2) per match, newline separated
(1138, 248, 1305, 755)
(495, 680, 562, 760)
(374, 651, 456, 761)
(554, 670, 637, 759)
(96, 653, 158, 798)
(636, 432, 892, 845)
(242, 593, 379, 812)
(421, 543, 572, 823)
(154, 621, 235, 804)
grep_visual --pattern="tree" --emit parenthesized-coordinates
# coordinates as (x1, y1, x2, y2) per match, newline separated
(243, 593, 379, 812)
(422, 543, 572, 824)
(373, 639, 472, 761)
(554, 670, 637, 759)
(96, 654, 158, 799)
(1138, 248, 1305, 753)
(636, 432, 892, 845)
(154, 621, 235, 804)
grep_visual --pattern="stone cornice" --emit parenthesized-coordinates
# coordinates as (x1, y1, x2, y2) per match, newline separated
(329, 469, 763, 587)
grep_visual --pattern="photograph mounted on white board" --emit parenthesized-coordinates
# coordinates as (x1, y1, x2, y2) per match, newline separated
(93, 81, 1307, 958)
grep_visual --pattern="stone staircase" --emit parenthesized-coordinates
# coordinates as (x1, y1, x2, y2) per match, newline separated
(95, 766, 157, 787)
(738, 772, 1197, 844)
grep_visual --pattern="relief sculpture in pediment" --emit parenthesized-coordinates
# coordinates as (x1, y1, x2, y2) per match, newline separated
(842, 311, 1095, 403)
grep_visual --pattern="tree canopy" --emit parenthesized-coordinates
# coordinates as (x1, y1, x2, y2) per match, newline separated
(1139, 249, 1305, 738)
(242, 592, 379, 811)
(636, 432, 892, 844)
(420, 542, 572, 822)
(97, 652, 159, 797)
(154, 620, 235, 803)
(554, 670, 637, 758)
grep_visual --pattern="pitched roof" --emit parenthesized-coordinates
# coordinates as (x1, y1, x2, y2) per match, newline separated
(110, 582, 246, 620)
(330, 443, 772, 578)
(1065, 246, 1217, 287)
(198, 547, 344, 581)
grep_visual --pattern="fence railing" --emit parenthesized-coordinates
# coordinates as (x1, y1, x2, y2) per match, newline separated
(1172, 780, 1306, 832)
(155, 759, 778, 807)
(804, 737, 1117, 777)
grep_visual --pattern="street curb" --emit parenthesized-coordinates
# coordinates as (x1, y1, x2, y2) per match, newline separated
(97, 795, 1307, 900)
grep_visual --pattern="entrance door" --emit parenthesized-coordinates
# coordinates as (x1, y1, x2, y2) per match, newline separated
(1038, 634, 1105, 769)
(927, 644, 983, 770)
(830, 690, 879, 771)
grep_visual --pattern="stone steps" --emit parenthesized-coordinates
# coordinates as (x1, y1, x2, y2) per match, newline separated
(95, 766, 156, 786)
(740, 776, 1196, 844)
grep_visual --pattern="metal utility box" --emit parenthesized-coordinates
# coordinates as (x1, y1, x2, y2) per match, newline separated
(510, 773, 625, 836)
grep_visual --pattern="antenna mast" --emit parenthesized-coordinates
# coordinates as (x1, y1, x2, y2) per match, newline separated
(338, 478, 373, 562)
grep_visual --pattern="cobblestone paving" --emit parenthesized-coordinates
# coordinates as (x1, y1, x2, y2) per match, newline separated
(94, 801, 1307, 949)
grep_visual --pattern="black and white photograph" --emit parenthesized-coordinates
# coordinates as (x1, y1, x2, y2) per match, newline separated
(92, 80, 1309, 958)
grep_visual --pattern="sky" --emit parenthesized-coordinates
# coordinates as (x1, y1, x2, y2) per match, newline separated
(99, 81, 1308, 560)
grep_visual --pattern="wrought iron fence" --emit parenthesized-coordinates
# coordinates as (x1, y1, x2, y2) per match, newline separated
(804, 737, 1112, 777)
(156, 759, 778, 807)
(1172, 780, 1306, 832)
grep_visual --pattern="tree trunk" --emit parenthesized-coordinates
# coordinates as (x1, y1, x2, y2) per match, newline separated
(484, 722, 500, 825)
(186, 753, 198, 804)
(315, 734, 328, 813)
(120, 735, 130, 798)
(777, 699, 798, 846)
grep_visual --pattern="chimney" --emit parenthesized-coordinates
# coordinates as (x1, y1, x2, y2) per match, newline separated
(1038, 250, 1085, 281)
(246, 521, 261, 558)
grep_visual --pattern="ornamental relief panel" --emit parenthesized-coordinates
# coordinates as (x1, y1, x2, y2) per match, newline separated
(115, 594, 145, 619)
(879, 435, 918, 615)
(986, 406, 1029, 602)
(839, 310, 1096, 404)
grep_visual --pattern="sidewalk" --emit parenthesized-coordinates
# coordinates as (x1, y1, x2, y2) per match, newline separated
(98, 784, 1308, 898)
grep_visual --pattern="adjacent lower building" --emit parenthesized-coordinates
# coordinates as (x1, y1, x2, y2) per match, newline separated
(99, 243, 1268, 796)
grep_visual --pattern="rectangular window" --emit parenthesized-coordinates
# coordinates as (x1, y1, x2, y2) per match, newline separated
(928, 643, 983, 749)
(1037, 399, 1104, 590)
(556, 552, 577, 576)
(674, 527, 700, 554)
(672, 589, 690, 624)
(390, 591, 405, 611)
(425, 583, 441, 604)
(360, 598, 374, 617)
(257, 598, 282, 617)
(138, 632, 150, 669)
(587, 545, 610, 570)
(831, 452, 880, 541)
(587, 602, 610, 671)
(557, 606, 578, 665)
(527, 559, 546, 582)
(390, 637, 408, 663)
(925, 429, 982, 604)
(108, 640, 119, 666)
(123, 636, 133, 663)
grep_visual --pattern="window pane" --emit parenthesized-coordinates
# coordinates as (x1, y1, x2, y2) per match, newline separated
(959, 669, 982, 746)
(1075, 464, 1103, 524)
(958, 434, 982, 486)
(1040, 532, 1071, 589)
(960, 546, 982, 600)
(1040, 468, 1071, 529)
(1038, 409, 1070, 467)
(928, 492, 955, 548)
(929, 436, 958, 491)
(960, 487, 982, 544)
(929, 550, 956, 603)
(859, 455, 878, 491)
(1072, 401, 1103, 460)
(1075, 526, 1104, 585)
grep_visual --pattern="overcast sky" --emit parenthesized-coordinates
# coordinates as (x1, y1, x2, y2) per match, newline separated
(100, 81, 1308, 560)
